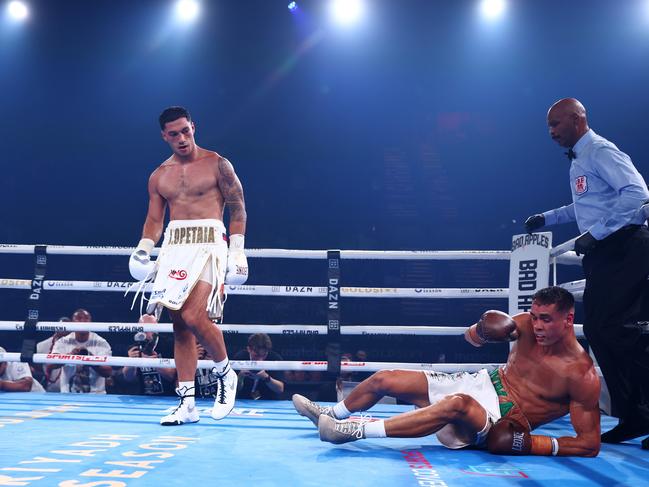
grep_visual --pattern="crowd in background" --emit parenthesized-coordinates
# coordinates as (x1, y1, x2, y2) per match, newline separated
(0, 307, 374, 402)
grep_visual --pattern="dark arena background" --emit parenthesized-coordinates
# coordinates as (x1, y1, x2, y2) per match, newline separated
(1, 1, 649, 485)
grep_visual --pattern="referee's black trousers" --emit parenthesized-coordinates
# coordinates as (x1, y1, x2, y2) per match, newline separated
(582, 225, 649, 421)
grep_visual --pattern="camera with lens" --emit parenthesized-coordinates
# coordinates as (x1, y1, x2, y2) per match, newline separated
(133, 332, 158, 356)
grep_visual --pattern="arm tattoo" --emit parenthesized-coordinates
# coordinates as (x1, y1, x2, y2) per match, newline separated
(219, 157, 247, 224)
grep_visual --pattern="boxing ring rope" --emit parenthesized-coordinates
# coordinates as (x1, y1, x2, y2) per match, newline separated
(546, 237, 585, 297)
(550, 238, 578, 259)
(0, 320, 587, 338)
(557, 279, 585, 297)
(0, 243, 582, 265)
(0, 350, 498, 374)
(0, 279, 508, 298)
(1, 244, 508, 260)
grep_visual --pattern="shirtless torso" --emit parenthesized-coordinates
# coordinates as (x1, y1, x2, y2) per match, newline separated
(144, 118, 246, 240)
(503, 311, 599, 428)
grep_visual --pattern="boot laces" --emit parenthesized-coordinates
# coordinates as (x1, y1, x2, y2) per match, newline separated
(336, 412, 372, 439)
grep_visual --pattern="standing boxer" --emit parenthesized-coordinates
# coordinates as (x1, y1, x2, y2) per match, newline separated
(129, 106, 248, 425)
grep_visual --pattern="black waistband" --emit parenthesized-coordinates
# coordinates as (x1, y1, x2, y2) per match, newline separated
(598, 224, 643, 248)
(618, 224, 641, 232)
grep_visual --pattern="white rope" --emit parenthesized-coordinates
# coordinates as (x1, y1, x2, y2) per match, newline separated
(0, 243, 588, 264)
(0, 245, 510, 260)
(550, 238, 577, 258)
(0, 352, 603, 380)
(0, 351, 499, 373)
(341, 362, 499, 373)
(340, 250, 510, 261)
(554, 252, 582, 266)
(0, 278, 32, 288)
(0, 320, 586, 337)
(0, 321, 325, 335)
(559, 279, 585, 294)
(341, 326, 467, 336)
(0, 242, 588, 263)
(0, 280, 329, 295)
(345, 324, 585, 337)
(341, 287, 508, 299)
(0, 245, 155, 256)
(0, 279, 509, 299)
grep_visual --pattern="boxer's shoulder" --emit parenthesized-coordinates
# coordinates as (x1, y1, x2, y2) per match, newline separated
(218, 155, 235, 170)
(512, 312, 533, 330)
(195, 148, 221, 164)
(159, 155, 177, 167)
(215, 156, 241, 189)
(559, 355, 600, 410)
(190, 149, 225, 175)
(509, 313, 536, 346)
(153, 158, 175, 179)
(567, 347, 598, 379)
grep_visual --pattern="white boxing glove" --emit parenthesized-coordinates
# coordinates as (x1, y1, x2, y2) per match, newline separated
(225, 234, 248, 285)
(129, 238, 156, 281)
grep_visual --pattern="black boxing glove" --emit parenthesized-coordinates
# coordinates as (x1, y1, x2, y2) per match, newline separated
(524, 214, 545, 233)
(487, 417, 558, 456)
(465, 310, 519, 347)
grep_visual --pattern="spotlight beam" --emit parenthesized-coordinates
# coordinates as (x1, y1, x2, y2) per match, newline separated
(7, 1, 29, 21)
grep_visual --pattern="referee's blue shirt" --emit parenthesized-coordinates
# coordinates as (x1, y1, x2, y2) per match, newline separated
(543, 129, 649, 240)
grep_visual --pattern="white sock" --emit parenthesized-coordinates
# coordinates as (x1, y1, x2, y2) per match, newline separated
(333, 401, 351, 419)
(213, 357, 229, 374)
(363, 420, 387, 438)
(177, 381, 195, 407)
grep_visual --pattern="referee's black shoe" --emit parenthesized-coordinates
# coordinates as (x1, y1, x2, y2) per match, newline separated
(601, 418, 649, 444)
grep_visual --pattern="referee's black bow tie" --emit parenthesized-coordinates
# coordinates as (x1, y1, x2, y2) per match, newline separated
(565, 148, 577, 161)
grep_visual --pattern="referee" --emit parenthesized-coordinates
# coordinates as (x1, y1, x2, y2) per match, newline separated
(525, 98, 649, 447)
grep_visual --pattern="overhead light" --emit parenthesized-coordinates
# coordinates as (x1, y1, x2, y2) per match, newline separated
(7, 1, 29, 22)
(330, 0, 365, 27)
(175, 0, 200, 23)
(480, 0, 506, 20)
